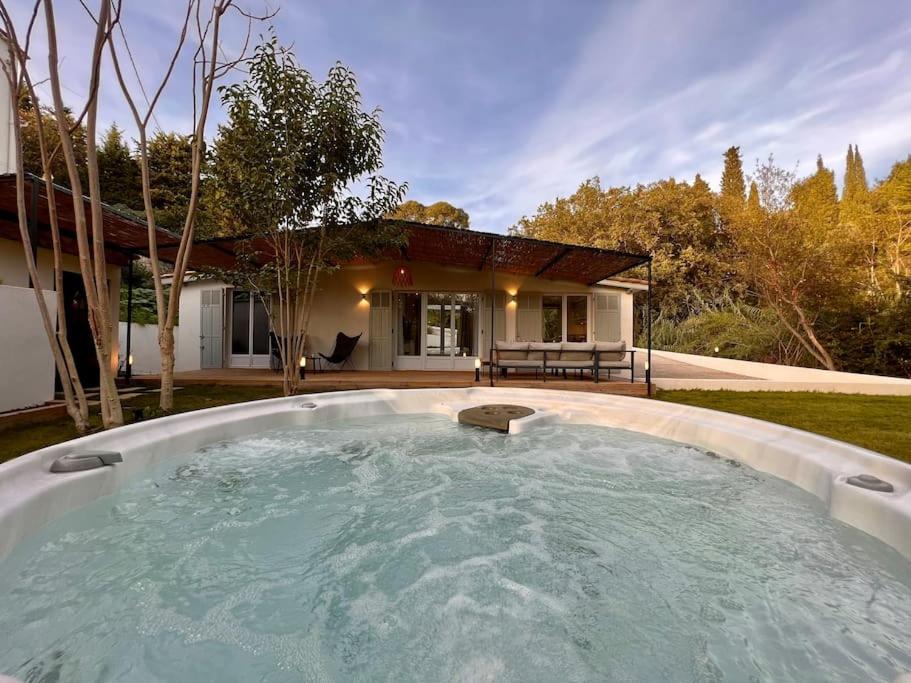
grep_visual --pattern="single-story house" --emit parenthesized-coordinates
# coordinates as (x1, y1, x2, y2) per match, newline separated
(157, 224, 651, 374)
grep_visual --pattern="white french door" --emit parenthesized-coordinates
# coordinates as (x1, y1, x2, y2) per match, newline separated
(394, 292, 480, 370)
(229, 290, 271, 368)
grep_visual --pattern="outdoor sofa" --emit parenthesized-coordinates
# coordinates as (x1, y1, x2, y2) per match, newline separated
(492, 341, 635, 383)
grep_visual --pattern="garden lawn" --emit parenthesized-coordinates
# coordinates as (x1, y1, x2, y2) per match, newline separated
(0, 385, 281, 465)
(657, 390, 911, 463)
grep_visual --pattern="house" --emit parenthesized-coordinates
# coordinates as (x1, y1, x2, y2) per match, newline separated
(158, 224, 651, 375)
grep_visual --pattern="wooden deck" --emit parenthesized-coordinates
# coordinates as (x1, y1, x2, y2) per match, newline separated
(137, 369, 652, 397)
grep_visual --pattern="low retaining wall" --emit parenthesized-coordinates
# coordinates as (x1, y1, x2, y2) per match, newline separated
(0, 388, 909, 564)
(643, 348, 911, 395)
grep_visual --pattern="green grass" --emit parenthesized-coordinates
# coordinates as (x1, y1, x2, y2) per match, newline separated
(657, 390, 911, 463)
(0, 385, 281, 465)
(3, 386, 910, 465)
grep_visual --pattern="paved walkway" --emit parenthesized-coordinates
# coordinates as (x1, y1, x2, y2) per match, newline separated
(633, 353, 758, 380)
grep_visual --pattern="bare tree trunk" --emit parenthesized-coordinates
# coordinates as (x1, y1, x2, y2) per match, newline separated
(0, 2, 92, 432)
(107, 0, 266, 412)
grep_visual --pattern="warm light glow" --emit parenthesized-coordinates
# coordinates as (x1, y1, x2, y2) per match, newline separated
(299, 356, 306, 368)
(474, 358, 481, 369)
(128, 354, 134, 366)
(644, 361, 650, 371)
(714, 346, 720, 354)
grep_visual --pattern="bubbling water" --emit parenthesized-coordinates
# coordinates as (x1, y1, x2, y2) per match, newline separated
(1, 414, 909, 681)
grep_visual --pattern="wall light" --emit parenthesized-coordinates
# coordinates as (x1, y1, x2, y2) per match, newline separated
(361, 292, 369, 302)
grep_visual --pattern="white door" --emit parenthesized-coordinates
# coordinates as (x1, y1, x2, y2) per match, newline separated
(594, 292, 621, 341)
(200, 289, 224, 369)
(369, 290, 392, 370)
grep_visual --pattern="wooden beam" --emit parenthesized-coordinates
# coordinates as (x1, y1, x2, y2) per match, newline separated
(534, 246, 571, 277)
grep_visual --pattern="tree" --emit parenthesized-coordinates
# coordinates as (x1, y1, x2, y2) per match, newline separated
(109, 0, 269, 412)
(1, 15, 92, 432)
(791, 155, 839, 235)
(514, 175, 737, 320)
(387, 199, 470, 229)
(733, 157, 845, 370)
(720, 145, 746, 203)
(2, 0, 125, 427)
(872, 157, 911, 299)
(97, 123, 141, 210)
(209, 36, 406, 395)
(147, 132, 193, 230)
(747, 181, 760, 213)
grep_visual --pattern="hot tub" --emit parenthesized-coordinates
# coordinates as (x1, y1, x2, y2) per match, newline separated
(0, 388, 909, 680)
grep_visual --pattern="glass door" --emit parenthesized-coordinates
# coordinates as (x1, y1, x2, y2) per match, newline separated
(229, 290, 271, 368)
(394, 292, 479, 370)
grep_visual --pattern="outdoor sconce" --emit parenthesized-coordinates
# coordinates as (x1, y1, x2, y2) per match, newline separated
(509, 294, 517, 304)
(474, 357, 481, 382)
(299, 356, 306, 380)
(361, 292, 369, 302)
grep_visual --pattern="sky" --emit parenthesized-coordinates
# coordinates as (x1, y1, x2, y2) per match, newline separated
(8, 0, 911, 232)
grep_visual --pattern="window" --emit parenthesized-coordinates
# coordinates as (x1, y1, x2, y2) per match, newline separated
(566, 295, 588, 342)
(252, 296, 270, 354)
(397, 292, 421, 356)
(542, 295, 563, 342)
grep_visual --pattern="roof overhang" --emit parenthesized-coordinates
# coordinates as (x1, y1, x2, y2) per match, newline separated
(0, 173, 180, 267)
(171, 220, 650, 286)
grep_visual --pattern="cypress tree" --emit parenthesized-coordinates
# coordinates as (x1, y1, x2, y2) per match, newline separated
(747, 181, 760, 212)
(721, 146, 746, 203)
(843, 144, 855, 200)
(98, 123, 141, 210)
(852, 144, 868, 194)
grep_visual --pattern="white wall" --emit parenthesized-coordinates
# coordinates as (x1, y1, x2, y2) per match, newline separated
(0, 285, 57, 412)
(644, 348, 911, 395)
(117, 322, 173, 376)
(1, 238, 123, 385)
(175, 280, 219, 372)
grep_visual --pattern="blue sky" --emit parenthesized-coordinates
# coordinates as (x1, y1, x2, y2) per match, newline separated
(11, 0, 911, 231)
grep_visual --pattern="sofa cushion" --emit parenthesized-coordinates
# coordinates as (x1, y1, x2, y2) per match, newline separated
(595, 341, 626, 362)
(495, 341, 528, 361)
(560, 342, 595, 361)
(527, 342, 562, 361)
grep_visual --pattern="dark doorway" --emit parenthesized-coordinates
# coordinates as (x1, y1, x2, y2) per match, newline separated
(59, 271, 100, 389)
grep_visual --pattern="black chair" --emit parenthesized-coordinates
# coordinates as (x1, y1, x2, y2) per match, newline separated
(319, 332, 362, 371)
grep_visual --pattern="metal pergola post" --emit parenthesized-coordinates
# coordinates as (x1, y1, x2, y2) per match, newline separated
(646, 258, 652, 397)
(125, 258, 134, 384)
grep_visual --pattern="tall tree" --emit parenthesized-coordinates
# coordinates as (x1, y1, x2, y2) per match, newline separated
(147, 132, 193, 230)
(733, 157, 846, 370)
(387, 199, 470, 229)
(18, 93, 89, 190)
(791, 155, 839, 235)
(97, 123, 141, 210)
(720, 145, 746, 203)
(747, 181, 761, 212)
(210, 36, 406, 395)
(109, 0, 270, 412)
